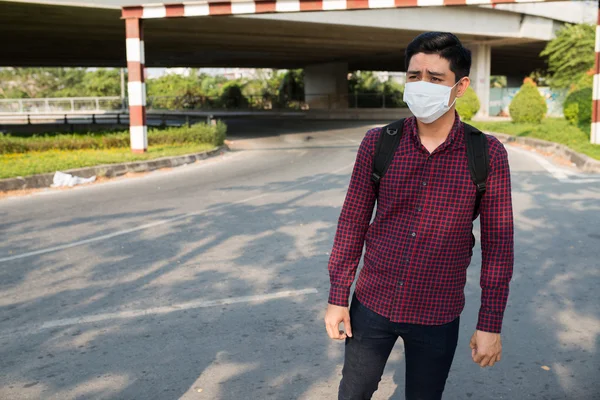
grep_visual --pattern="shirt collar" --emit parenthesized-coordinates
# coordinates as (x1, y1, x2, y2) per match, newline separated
(407, 111, 464, 153)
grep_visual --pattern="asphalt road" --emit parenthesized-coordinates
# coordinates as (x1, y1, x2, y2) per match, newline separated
(1, 121, 599, 400)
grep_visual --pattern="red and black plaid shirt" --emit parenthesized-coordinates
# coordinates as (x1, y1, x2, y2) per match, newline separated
(328, 114, 514, 333)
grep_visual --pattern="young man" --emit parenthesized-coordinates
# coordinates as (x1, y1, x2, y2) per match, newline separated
(324, 32, 514, 400)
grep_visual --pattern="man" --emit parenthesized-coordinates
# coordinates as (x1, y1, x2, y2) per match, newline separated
(324, 32, 514, 400)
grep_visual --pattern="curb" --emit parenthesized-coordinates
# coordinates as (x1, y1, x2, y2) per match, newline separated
(0, 146, 227, 192)
(487, 132, 600, 174)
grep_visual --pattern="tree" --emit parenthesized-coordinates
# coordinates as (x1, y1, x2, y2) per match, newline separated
(0, 67, 122, 98)
(0, 68, 86, 98)
(348, 71, 406, 108)
(277, 69, 304, 106)
(490, 76, 507, 88)
(540, 23, 595, 89)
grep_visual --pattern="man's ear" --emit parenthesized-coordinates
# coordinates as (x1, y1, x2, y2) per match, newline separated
(456, 77, 471, 98)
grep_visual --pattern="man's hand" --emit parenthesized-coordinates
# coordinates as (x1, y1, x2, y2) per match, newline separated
(324, 304, 352, 340)
(470, 330, 502, 368)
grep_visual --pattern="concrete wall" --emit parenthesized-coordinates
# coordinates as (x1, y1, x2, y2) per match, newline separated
(304, 62, 349, 110)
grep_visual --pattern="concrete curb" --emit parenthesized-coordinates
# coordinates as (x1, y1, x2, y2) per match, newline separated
(487, 132, 600, 174)
(0, 146, 227, 192)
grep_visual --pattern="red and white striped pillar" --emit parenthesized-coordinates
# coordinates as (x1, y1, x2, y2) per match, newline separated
(593, 0, 600, 145)
(125, 17, 147, 153)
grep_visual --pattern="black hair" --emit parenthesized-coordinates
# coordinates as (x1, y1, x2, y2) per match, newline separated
(405, 32, 472, 82)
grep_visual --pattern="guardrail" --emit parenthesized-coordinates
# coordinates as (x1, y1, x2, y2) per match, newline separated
(0, 93, 408, 115)
(0, 97, 125, 114)
(0, 110, 308, 126)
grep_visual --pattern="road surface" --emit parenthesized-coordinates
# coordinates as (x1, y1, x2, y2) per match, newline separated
(1, 121, 599, 399)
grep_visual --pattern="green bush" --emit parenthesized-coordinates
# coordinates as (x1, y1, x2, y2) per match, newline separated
(347, 71, 407, 108)
(456, 87, 480, 120)
(563, 86, 592, 127)
(219, 82, 249, 109)
(0, 121, 227, 154)
(509, 80, 547, 123)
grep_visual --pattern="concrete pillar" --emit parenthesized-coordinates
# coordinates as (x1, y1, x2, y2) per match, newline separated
(470, 44, 491, 118)
(304, 62, 348, 110)
(125, 17, 147, 153)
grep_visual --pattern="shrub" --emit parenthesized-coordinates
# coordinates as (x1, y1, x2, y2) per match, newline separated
(509, 80, 547, 123)
(219, 82, 249, 109)
(0, 122, 227, 154)
(456, 87, 480, 120)
(563, 82, 592, 127)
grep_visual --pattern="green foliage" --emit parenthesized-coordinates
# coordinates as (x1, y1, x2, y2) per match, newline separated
(0, 68, 122, 98)
(276, 69, 305, 108)
(563, 86, 592, 127)
(0, 67, 307, 110)
(490, 76, 507, 88)
(456, 87, 480, 120)
(147, 72, 207, 109)
(540, 23, 595, 89)
(509, 81, 547, 123)
(348, 71, 407, 108)
(220, 81, 249, 109)
(0, 122, 227, 154)
(0, 144, 216, 180)
(56, 69, 122, 97)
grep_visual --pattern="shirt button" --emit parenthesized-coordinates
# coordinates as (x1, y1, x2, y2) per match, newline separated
(422, 181, 427, 186)
(411, 232, 416, 237)
(399, 281, 404, 287)
(417, 207, 422, 212)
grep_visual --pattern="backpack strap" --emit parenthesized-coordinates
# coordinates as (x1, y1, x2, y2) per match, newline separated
(464, 123, 490, 219)
(372, 119, 405, 191)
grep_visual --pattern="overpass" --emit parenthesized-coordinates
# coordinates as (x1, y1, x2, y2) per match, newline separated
(1, 0, 599, 149)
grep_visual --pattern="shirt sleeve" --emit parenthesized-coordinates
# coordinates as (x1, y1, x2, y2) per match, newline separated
(327, 129, 378, 307)
(477, 136, 515, 333)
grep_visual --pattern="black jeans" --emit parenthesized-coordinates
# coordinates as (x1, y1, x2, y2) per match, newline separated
(338, 294, 460, 400)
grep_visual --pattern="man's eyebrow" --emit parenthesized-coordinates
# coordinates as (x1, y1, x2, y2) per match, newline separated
(407, 70, 421, 75)
(427, 70, 446, 77)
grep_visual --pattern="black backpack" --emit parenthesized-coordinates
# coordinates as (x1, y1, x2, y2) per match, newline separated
(371, 119, 489, 219)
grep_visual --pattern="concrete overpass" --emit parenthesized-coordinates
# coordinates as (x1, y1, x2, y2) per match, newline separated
(3, 0, 593, 73)
(1, 0, 599, 149)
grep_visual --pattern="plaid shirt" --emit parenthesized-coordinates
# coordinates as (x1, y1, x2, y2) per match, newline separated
(328, 114, 514, 333)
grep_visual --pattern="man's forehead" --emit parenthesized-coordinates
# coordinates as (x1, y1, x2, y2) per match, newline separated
(408, 53, 450, 70)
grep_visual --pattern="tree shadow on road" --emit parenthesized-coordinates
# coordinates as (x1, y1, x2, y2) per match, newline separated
(2, 164, 599, 399)
(0, 169, 353, 399)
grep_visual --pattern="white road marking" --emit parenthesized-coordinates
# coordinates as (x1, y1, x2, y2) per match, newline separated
(508, 145, 571, 180)
(0, 288, 319, 339)
(0, 162, 354, 264)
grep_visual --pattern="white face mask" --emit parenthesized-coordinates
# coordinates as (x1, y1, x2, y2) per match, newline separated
(403, 80, 460, 124)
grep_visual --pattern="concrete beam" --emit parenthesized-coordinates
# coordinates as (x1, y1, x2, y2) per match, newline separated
(238, 6, 558, 42)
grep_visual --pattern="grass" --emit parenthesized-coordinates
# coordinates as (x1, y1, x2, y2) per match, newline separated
(0, 143, 215, 180)
(0, 121, 227, 180)
(468, 118, 600, 161)
(0, 122, 227, 154)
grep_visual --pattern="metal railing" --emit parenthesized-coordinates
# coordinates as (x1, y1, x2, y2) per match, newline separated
(0, 97, 125, 114)
(0, 93, 408, 115)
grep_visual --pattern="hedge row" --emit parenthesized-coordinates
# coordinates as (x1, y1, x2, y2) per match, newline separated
(0, 121, 227, 155)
